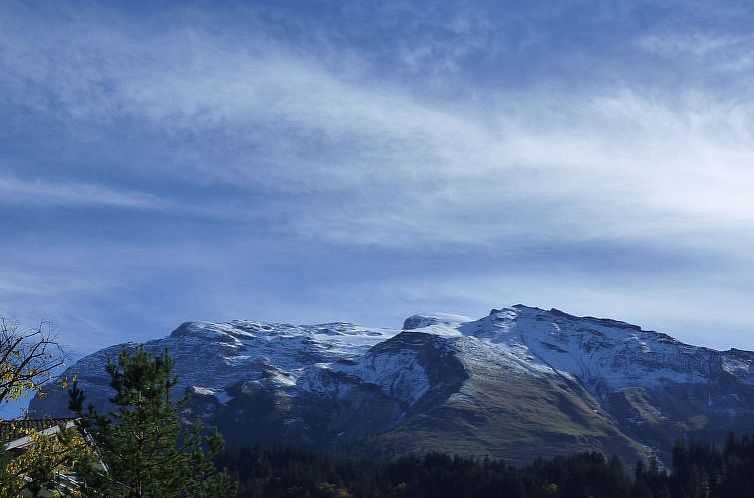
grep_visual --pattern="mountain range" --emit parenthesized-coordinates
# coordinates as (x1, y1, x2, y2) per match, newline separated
(31, 305, 754, 465)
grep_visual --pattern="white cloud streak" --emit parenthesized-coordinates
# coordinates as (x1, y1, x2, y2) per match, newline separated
(2, 6, 754, 251)
(0, 176, 169, 210)
(1, 2, 754, 350)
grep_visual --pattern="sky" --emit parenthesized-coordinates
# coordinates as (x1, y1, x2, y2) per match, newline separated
(2, 0, 754, 353)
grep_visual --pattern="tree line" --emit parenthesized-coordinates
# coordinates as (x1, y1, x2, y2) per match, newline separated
(215, 437, 754, 498)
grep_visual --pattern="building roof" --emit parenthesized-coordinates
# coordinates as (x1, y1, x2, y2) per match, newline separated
(0, 418, 77, 445)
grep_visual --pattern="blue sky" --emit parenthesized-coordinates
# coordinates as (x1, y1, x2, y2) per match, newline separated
(2, 0, 754, 352)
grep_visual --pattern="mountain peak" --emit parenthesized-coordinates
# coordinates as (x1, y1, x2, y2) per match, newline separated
(492, 304, 545, 314)
(31, 305, 754, 467)
(402, 313, 472, 331)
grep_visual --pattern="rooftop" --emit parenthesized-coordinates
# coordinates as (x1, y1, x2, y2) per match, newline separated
(0, 418, 77, 445)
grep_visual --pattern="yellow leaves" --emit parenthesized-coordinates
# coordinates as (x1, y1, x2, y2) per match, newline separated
(2, 317, 65, 407)
(0, 318, 74, 496)
(543, 482, 559, 494)
(315, 482, 353, 498)
(58, 374, 77, 391)
(1, 424, 91, 498)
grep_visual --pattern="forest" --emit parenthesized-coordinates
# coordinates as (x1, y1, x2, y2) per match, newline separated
(217, 434, 754, 498)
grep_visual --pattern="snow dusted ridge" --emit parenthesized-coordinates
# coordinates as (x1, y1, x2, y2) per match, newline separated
(402, 305, 754, 391)
(30, 305, 754, 464)
(32, 320, 398, 417)
(443, 305, 754, 388)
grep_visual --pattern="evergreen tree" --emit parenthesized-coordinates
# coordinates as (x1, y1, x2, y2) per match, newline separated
(69, 346, 235, 498)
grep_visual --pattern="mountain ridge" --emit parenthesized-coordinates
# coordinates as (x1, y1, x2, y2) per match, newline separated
(31, 305, 754, 465)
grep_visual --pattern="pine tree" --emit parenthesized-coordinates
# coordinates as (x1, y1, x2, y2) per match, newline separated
(68, 346, 235, 498)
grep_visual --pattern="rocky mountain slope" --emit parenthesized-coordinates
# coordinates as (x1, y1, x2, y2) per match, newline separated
(31, 305, 754, 464)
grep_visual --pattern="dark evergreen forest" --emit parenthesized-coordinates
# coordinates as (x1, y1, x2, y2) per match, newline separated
(217, 434, 754, 498)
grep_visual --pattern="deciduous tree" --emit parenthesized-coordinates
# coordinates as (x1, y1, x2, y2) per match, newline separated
(0, 317, 64, 407)
(0, 317, 81, 497)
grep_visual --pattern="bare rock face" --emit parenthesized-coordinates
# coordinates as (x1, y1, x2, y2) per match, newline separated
(31, 306, 754, 465)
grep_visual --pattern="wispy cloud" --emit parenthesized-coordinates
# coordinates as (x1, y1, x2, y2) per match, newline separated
(4, 10, 754, 250)
(637, 30, 754, 75)
(0, 176, 169, 210)
(0, 175, 267, 223)
(1, 1, 754, 349)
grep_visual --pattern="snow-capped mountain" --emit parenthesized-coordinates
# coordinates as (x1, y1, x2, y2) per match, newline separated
(31, 306, 754, 464)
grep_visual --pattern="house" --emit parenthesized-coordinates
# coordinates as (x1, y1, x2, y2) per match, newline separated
(2, 418, 78, 452)
(1, 418, 84, 497)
